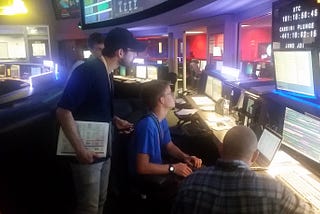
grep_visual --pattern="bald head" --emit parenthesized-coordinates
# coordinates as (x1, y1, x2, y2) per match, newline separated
(222, 126, 258, 162)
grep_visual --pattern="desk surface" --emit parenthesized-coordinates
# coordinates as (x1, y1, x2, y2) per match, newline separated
(182, 94, 236, 143)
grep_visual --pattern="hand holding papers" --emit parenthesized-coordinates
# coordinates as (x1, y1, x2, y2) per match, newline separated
(57, 121, 109, 157)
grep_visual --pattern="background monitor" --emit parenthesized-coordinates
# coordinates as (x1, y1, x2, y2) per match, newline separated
(83, 50, 91, 59)
(240, 61, 254, 76)
(10, 65, 20, 78)
(273, 50, 316, 97)
(0, 64, 6, 77)
(119, 66, 126, 76)
(199, 60, 207, 71)
(135, 65, 147, 79)
(205, 75, 222, 102)
(31, 66, 42, 76)
(147, 65, 158, 80)
(283, 107, 320, 164)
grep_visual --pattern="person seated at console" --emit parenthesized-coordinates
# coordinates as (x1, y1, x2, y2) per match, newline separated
(128, 80, 202, 206)
(172, 125, 317, 214)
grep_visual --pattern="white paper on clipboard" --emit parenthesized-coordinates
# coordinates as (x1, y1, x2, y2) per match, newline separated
(57, 121, 109, 157)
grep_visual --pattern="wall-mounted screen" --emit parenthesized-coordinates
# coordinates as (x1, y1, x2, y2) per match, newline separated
(273, 50, 315, 97)
(205, 75, 222, 102)
(80, 0, 193, 29)
(135, 65, 147, 79)
(147, 65, 157, 80)
(52, 0, 81, 19)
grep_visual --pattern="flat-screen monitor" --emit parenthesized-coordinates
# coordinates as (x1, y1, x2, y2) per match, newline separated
(240, 61, 254, 76)
(80, 0, 192, 29)
(10, 65, 20, 78)
(83, 50, 91, 59)
(119, 66, 126, 76)
(216, 61, 223, 71)
(135, 65, 147, 79)
(273, 50, 316, 97)
(147, 65, 158, 80)
(0, 64, 6, 77)
(31, 66, 42, 76)
(205, 75, 222, 102)
(283, 107, 320, 164)
(199, 60, 207, 71)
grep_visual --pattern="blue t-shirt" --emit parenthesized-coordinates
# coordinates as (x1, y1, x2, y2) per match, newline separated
(58, 57, 113, 122)
(129, 114, 171, 175)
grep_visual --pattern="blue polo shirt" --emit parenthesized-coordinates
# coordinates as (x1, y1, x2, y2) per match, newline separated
(129, 115, 171, 175)
(58, 57, 113, 122)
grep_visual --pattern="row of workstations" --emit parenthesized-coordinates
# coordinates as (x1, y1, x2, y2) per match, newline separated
(178, 69, 320, 211)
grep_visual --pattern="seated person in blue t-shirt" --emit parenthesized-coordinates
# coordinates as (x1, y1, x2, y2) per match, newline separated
(128, 80, 202, 200)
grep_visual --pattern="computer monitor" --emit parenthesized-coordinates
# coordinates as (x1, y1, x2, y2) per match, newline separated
(83, 50, 91, 59)
(147, 65, 158, 80)
(135, 65, 147, 79)
(31, 66, 42, 76)
(119, 66, 126, 76)
(199, 60, 207, 71)
(205, 75, 222, 102)
(0, 64, 6, 77)
(216, 61, 223, 71)
(10, 65, 20, 78)
(283, 107, 320, 164)
(273, 50, 316, 97)
(240, 61, 254, 77)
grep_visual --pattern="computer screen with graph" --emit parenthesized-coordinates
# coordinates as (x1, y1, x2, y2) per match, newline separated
(283, 107, 320, 164)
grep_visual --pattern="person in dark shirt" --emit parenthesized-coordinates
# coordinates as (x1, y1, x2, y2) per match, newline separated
(56, 27, 146, 214)
(172, 125, 317, 214)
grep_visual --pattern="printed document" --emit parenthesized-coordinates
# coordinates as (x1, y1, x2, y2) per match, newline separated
(57, 121, 109, 157)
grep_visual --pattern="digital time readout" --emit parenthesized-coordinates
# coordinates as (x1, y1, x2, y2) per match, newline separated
(273, 0, 320, 49)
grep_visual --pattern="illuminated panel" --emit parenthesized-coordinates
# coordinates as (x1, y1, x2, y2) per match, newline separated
(272, 0, 319, 49)
(273, 50, 315, 97)
(135, 65, 147, 79)
(283, 107, 320, 164)
(147, 66, 157, 80)
(84, 0, 112, 24)
(205, 75, 222, 102)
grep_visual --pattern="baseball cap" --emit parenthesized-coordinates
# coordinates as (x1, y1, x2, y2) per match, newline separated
(103, 27, 147, 54)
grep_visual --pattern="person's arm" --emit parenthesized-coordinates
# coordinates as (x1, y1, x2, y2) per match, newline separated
(56, 107, 99, 164)
(113, 116, 134, 133)
(166, 141, 202, 168)
(136, 153, 192, 177)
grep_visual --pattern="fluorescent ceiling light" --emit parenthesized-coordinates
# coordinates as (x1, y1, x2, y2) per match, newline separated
(0, 0, 28, 15)
(185, 31, 205, 34)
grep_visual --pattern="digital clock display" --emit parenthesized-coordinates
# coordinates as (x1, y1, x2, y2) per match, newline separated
(272, 0, 320, 49)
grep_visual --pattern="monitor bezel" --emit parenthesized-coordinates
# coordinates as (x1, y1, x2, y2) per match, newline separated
(273, 49, 319, 99)
(79, 0, 193, 29)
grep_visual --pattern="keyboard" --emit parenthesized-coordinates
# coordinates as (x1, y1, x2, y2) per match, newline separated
(276, 171, 320, 210)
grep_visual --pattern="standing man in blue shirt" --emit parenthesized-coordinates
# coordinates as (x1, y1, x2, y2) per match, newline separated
(56, 27, 146, 214)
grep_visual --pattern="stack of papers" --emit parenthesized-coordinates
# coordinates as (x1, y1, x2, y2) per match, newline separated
(175, 108, 198, 116)
(191, 96, 215, 106)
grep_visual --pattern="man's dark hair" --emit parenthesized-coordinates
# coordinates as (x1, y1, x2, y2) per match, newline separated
(141, 80, 170, 111)
(88, 32, 104, 49)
